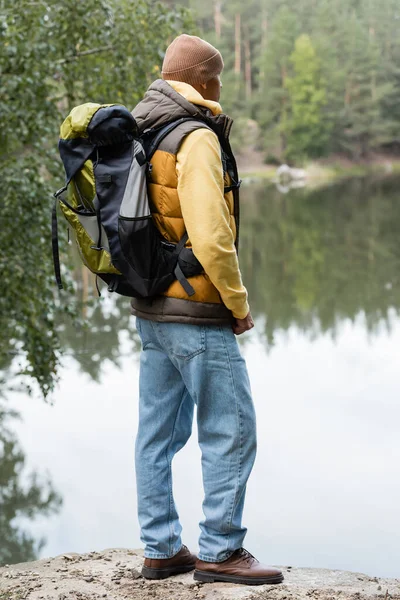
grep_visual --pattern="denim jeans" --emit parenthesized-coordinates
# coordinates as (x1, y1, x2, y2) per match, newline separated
(135, 317, 257, 562)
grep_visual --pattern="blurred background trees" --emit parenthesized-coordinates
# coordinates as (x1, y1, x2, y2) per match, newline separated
(168, 0, 400, 162)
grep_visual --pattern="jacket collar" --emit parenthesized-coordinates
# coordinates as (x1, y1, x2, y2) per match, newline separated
(132, 79, 233, 142)
(165, 80, 223, 116)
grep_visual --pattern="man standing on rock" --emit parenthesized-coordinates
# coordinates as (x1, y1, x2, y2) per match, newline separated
(131, 34, 283, 586)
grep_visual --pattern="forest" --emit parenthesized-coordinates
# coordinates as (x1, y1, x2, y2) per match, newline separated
(165, 0, 400, 162)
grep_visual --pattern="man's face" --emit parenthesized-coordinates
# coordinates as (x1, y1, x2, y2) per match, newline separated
(203, 75, 222, 103)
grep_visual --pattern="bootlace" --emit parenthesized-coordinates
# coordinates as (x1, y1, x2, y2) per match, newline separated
(237, 548, 256, 564)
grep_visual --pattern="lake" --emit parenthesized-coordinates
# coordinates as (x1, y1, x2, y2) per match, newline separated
(2, 176, 400, 578)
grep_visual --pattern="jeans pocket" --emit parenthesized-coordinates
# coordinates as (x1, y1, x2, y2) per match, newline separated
(155, 322, 206, 360)
(136, 317, 152, 349)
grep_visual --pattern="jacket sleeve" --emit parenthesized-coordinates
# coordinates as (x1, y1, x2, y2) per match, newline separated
(176, 127, 249, 320)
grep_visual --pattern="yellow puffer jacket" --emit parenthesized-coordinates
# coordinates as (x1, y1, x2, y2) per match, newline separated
(131, 79, 249, 325)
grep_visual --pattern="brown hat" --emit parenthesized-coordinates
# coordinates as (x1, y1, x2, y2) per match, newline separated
(161, 34, 224, 86)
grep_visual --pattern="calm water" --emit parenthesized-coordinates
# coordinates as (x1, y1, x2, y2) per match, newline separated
(2, 177, 400, 577)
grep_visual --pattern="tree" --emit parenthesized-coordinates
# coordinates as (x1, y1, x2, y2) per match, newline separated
(255, 5, 299, 158)
(338, 15, 383, 157)
(284, 34, 330, 162)
(168, 0, 400, 161)
(0, 0, 192, 399)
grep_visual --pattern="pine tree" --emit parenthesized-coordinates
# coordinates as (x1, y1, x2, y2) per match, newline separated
(255, 5, 299, 158)
(340, 14, 382, 157)
(284, 34, 330, 161)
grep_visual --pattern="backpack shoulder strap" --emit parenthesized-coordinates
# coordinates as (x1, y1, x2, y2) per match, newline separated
(142, 117, 213, 161)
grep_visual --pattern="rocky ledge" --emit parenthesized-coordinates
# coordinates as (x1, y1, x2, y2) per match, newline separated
(1, 549, 399, 600)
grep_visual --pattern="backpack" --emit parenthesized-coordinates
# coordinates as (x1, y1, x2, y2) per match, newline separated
(52, 103, 215, 298)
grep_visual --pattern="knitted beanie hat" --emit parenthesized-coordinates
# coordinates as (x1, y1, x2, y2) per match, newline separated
(161, 34, 224, 86)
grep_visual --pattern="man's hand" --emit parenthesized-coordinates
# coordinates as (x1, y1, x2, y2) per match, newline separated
(232, 312, 254, 335)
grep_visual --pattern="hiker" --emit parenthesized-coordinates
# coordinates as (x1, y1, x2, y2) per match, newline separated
(131, 34, 283, 586)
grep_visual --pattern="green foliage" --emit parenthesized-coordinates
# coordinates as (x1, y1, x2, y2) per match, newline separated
(0, 0, 192, 398)
(283, 35, 330, 162)
(256, 6, 298, 157)
(58, 295, 141, 382)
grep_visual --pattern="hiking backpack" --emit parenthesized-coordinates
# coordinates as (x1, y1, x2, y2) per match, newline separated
(52, 103, 240, 298)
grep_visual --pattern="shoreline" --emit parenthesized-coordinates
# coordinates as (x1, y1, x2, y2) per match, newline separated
(238, 156, 400, 187)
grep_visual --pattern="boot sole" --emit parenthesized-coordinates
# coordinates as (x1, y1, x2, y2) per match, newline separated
(142, 564, 195, 580)
(193, 570, 284, 585)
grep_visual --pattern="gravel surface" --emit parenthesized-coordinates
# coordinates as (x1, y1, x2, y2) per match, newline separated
(1, 548, 399, 600)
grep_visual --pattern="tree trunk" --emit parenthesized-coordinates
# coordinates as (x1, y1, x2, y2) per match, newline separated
(235, 13, 241, 75)
(280, 65, 287, 154)
(259, 11, 268, 82)
(344, 78, 351, 108)
(214, 1, 222, 41)
(369, 24, 376, 103)
(244, 34, 252, 100)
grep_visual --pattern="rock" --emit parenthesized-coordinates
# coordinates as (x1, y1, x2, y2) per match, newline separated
(1, 550, 399, 600)
(276, 164, 306, 183)
(127, 568, 142, 579)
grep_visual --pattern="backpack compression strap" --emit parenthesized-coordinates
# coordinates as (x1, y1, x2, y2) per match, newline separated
(171, 232, 195, 296)
(52, 186, 68, 290)
(143, 118, 212, 297)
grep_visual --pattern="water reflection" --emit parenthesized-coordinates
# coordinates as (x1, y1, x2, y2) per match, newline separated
(2, 177, 400, 576)
(240, 176, 400, 344)
(0, 405, 62, 566)
(58, 294, 140, 381)
(62, 175, 400, 357)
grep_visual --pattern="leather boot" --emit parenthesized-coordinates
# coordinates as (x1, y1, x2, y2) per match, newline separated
(142, 545, 197, 579)
(194, 547, 284, 585)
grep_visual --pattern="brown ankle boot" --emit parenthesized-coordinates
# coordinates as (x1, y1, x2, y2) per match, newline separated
(142, 545, 197, 580)
(194, 548, 284, 585)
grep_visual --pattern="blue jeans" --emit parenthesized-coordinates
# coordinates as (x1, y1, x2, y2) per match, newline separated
(135, 317, 257, 562)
